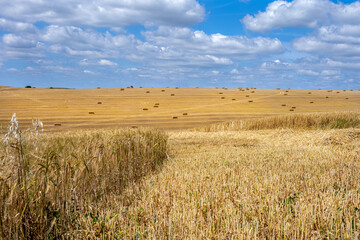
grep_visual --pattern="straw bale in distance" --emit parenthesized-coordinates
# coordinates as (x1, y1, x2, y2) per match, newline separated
(54, 123, 61, 126)
(89, 112, 95, 114)
(143, 108, 148, 111)
(97, 102, 102, 104)
(183, 113, 188, 115)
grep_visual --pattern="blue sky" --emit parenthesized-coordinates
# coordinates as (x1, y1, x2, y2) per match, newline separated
(0, 0, 360, 89)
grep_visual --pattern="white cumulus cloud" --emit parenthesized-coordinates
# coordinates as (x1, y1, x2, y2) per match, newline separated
(143, 26, 284, 57)
(0, 0, 205, 27)
(2, 34, 38, 48)
(242, 0, 360, 32)
(98, 59, 118, 66)
(293, 24, 360, 58)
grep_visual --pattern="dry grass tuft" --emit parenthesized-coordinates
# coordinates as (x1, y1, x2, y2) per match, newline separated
(196, 112, 360, 131)
(0, 121, 167, 239)
(88, 112, 95, 114)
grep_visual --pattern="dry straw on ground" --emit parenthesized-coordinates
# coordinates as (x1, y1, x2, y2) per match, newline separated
(1, 112, 360, 239)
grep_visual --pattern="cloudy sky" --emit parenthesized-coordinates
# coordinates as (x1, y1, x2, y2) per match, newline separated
(0, 0, 359, 89)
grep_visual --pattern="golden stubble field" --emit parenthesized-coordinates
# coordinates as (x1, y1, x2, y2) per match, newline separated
(1, 86, 359, 132)
(1, 86, 360, 238)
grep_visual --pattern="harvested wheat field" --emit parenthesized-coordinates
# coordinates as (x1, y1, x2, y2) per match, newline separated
(1, 87, 360, 239)
(1, 86, 359, 132)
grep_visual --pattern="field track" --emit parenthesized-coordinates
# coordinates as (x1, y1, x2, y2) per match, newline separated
(1, 86, 359, 132)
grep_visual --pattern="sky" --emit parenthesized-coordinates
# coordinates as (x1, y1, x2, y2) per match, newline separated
(0, 0, 360, 90)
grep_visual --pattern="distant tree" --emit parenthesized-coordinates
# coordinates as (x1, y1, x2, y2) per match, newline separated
(49, 87, 54, 89)
(130, 86, 133, 88)
(25, 85, 31, 88)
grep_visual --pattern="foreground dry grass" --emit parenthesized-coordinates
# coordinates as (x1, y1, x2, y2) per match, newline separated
(0, 126, 167, 239)
(108, 128, 360, 239)
(1, 112, 360, 239)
